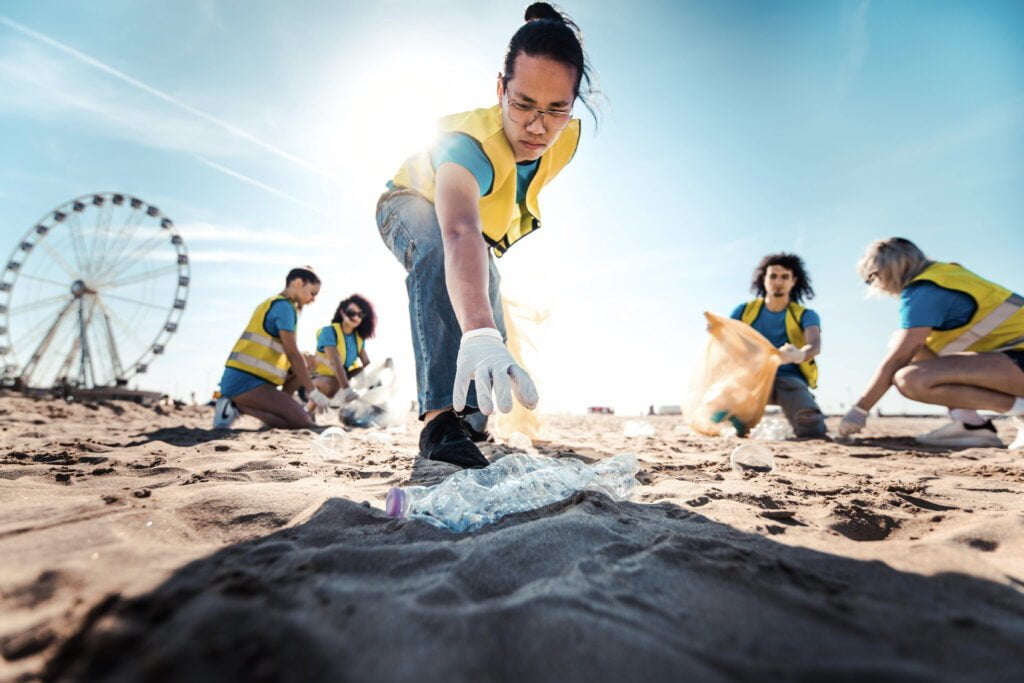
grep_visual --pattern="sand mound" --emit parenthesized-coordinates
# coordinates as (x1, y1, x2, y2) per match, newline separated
(2, 395, 1024, 681)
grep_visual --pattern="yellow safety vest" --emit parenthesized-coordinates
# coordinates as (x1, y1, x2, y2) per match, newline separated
(391, 105, 581, 257)
(741, 299, 819, 388)
(224, 295, 295, 385)
(313, 323, 364, 378)
(909, 262, 1024, 355)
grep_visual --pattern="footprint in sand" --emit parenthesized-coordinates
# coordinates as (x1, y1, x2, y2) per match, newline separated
(828, 504, 901, 541)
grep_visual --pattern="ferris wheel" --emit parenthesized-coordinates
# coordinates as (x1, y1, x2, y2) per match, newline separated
(0, 193, 189, 390)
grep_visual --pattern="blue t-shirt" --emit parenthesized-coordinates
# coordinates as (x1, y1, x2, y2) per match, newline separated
(730, 302, 820, 381)
(316, 325, 360, 371)
(430, 133, 539, 203)
(220, 299, 297, 398)
(899, 281, 976, 330)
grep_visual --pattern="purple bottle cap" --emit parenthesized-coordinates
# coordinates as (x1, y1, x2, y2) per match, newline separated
(385, 487, 406, 518)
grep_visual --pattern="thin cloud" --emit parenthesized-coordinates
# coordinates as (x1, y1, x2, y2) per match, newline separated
(179, 221, 342, 248)
(837, 0, 871, 92)
(0, 14, 341, 186)
(194, 156, 325, 215)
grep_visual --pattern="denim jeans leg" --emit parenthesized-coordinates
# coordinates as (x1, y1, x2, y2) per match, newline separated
(771, 373, 826, 437)
(376, 189, 505, 417)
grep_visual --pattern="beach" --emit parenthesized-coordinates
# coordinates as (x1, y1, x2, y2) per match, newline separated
(2, 393, 1023, 681)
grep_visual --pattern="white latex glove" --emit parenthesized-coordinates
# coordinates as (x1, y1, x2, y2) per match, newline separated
(453, 328, 538, 415)
(838, 406, 868, 437)
(778, 343, 807, 364)
(340, 387, 359, 404)
(308, 388, 331, 414)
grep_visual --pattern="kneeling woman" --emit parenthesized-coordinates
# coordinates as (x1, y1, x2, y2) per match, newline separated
(214, 267, 331, 429)
(310, 294, 377, 405)
(839, 238, 1024, 449)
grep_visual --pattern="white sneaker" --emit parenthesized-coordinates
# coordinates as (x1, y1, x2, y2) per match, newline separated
(1008, 416, 1024, 451)
(915, 420, 1004, 448)
(212, 397, 240, 429)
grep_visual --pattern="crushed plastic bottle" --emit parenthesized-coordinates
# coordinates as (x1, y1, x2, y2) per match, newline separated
(622, 420, 655, 437)
(505, 431, 535, 453)
(385, 453, 638, 533)
(340, 358, 405, 429)
(750, 417, 795, 441)
(730, 443, 774, 473)
(311, 427, 349, 460)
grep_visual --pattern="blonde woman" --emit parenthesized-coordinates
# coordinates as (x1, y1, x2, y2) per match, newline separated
(838, 238, 1024, 449)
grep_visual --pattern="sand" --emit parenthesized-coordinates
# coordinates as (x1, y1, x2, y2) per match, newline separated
(2, 394, 1023, 682)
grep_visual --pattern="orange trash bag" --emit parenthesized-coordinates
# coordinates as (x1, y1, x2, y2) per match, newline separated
(491, 297, 548, 441)
(686, 311, 781, 437)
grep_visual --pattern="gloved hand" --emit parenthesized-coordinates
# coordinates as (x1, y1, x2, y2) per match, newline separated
(308, 388, 331, 414)
(778, 343, 807, 364)
(838, 406, 869, 437)
(453, 328, 538, 415)
(340, 387, 359, 404)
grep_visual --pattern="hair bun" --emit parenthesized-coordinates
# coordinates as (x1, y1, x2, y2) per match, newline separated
(524, 2, 565, 23)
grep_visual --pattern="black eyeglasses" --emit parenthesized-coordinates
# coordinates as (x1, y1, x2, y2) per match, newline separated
(344, 308, 364, 319)
(503, 93, 573, 130)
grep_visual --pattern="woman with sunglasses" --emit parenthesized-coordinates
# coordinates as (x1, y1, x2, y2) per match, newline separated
(309, 295, 377, 406)
(838, 238, 1024, 450)
(376, 3, 597, 468)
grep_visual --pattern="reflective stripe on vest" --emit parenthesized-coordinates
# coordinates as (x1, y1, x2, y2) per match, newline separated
(939, 293, 1024, 356)
(239, 331, 284, 354)
(224, 295, 295, 385)
(227, 351, 288, 382)
(909, 263, 1024, 356)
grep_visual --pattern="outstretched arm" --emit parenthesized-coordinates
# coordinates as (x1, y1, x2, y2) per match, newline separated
(434, 162, 495, 333)
(853, 327, 931, 412)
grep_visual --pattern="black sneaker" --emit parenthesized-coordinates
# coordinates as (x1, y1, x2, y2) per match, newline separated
(419, 411, 489, 469)
(461, 411, 492, 443)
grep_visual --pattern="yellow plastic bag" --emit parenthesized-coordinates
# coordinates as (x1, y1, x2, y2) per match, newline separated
(491, 297, 548, 441)
(686, 312, 781, 437)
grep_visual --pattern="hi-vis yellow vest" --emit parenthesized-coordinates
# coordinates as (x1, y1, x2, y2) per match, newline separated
(224, 296, 295, 385)
(313, 323, 364, 378)
(741, 299, 819, 388)
(391, 105, 581, 257)
(909, 262, 1024, 356)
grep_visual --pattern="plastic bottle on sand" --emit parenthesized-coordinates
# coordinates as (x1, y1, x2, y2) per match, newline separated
(385, 453, 638, 532)
(312, 427, 349, 460)
(730, 443, 774, 473)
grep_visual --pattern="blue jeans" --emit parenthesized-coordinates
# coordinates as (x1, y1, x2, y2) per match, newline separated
(771, 373, 826, 437)
(376, 188, 506, 417)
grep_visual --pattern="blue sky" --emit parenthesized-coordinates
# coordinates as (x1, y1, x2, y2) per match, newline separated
(0, 0, 1021, 415)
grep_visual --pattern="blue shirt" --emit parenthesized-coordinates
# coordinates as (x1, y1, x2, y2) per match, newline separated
(220, 298, 298, 398)
(730, 302, 821, 381)
(430, 133, 540, 203)
(899, 281, 976, 330)
(316, 325, 360, 370)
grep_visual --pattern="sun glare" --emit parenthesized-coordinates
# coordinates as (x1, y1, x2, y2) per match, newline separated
(317, 46, 494, 197)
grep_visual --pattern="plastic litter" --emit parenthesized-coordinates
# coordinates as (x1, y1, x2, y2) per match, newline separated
(687, 312, 781, 437)
(750, 417, 795, 441)
(385, 453, 638, 532)
(311, 427, 349, 460)
(339, 358, 405, 429)
(623, 420, 655, 437)
(505, 431, 536, 453)
(730, 443, 774, 473)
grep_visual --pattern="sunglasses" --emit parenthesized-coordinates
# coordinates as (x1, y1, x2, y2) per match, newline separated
(344, 307, 364, 319)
